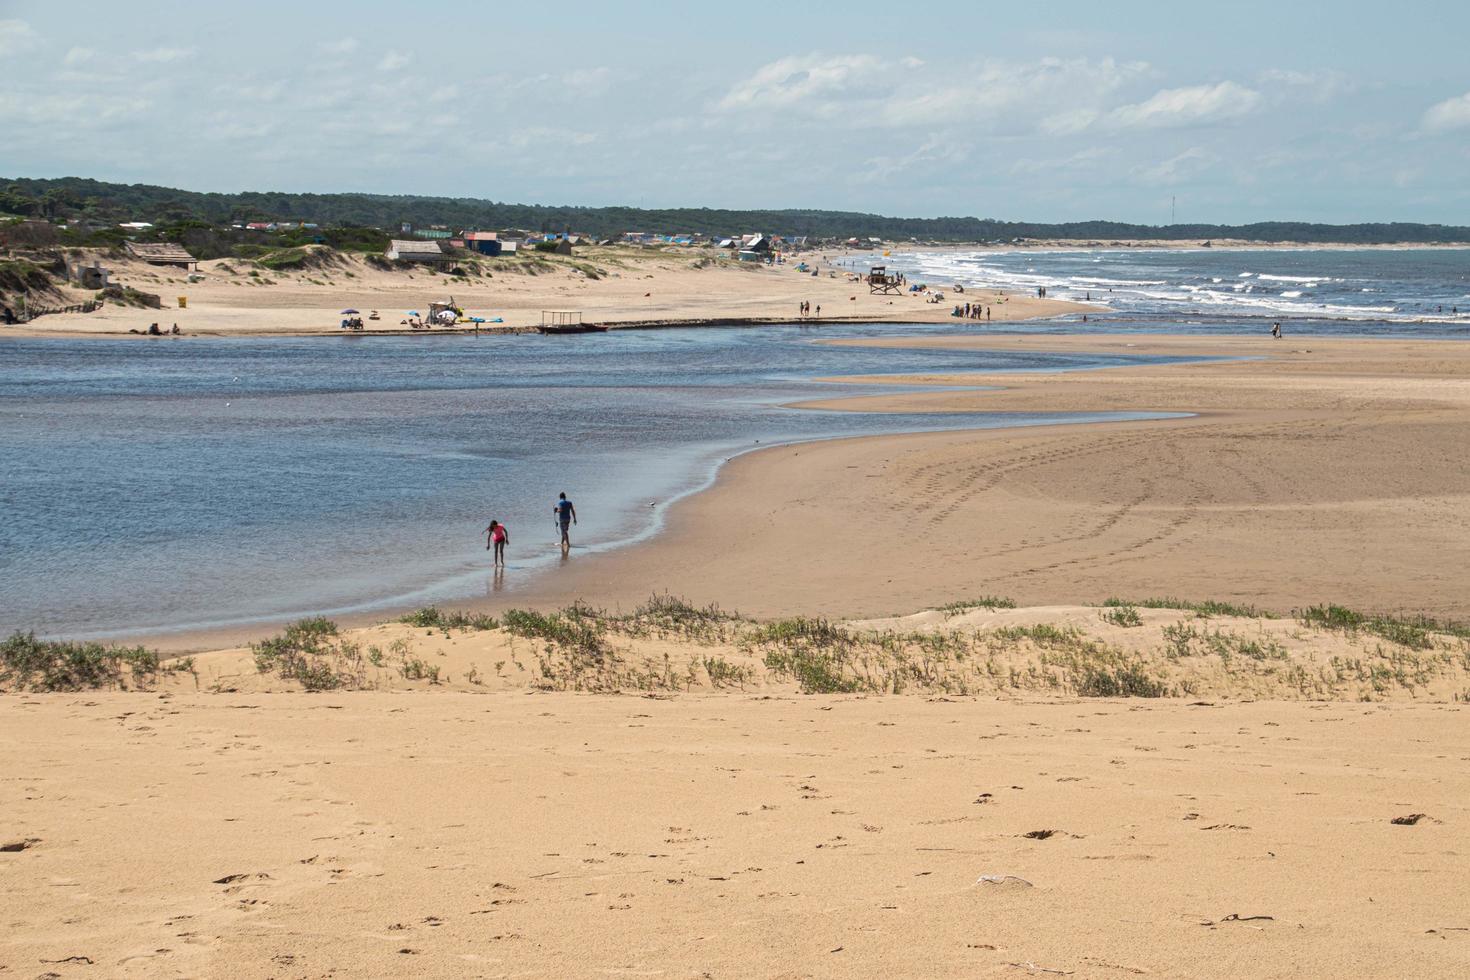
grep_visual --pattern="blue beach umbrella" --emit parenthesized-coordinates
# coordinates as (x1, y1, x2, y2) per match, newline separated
(340, 308, 359, 314)
(406, 310, 421, 316)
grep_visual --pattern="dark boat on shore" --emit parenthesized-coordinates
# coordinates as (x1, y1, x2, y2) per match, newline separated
(537, 323, 609, 335)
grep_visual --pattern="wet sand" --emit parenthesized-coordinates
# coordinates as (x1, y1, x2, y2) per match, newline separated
(516, 333, 1470, 621)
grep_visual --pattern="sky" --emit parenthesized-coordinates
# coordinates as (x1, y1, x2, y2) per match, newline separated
(2, 0, 1469, 224)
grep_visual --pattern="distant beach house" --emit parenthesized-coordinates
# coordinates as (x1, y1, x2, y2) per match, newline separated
(118, 221, 154, 231)
(125, 241, 198, 270)
(385, 239, 451, 267)
(741, 234, 771, 253)
(462, 231, 503, 255)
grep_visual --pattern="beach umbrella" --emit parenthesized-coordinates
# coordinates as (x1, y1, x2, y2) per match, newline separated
(406, 310, 421, 316)
(340, 308, 359, 314)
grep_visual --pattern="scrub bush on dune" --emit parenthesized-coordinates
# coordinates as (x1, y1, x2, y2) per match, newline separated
(0, 631, 162, 692)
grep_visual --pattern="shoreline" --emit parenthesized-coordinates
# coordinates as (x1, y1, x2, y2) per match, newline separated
(484, 331, 1470, 623)
(71, 328, 1470, 652)
(0, 311, 1084, 341)
(93, 406, 1194, 655)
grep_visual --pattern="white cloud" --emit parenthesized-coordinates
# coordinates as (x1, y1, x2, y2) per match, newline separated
(1010, 146, 1119, 175)
(203, 117, 278, 141)
(0, 18, 37, 55)
(0, 89, 150, 125)
(563, 67, 613, 94)
(378, 51, 410, 71)
(719, 53, 884, 111)
(1257, 68, 1352, 103)
(718, 53, 1154, 136)
(63, 46, 94, 66)
(1041, 107, 1101, 135)
(507, 126, 597, 149)
(887, 57, 1150, 126)
(232, 80, 287, 103)
(135, 47, 196, 63)
(1423, 91, 1470, 132)
(1134, 146, 1217, 184)
(1108, 81, 1260, 129)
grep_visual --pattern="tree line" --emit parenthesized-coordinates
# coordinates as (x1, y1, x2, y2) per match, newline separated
(4, 176, 1469, 244)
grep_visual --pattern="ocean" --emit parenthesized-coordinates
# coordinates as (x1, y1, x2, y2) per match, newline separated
(846, 247, 1470, 334)
(1, 323, 1182, 639)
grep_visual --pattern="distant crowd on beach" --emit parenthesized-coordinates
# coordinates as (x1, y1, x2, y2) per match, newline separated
(953, 302, 991, 320)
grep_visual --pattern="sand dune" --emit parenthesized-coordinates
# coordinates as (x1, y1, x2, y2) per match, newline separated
(8, 246, 1080, 337)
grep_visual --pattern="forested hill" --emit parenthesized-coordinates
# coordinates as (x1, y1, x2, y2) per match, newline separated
(5, 176, 1469, 244)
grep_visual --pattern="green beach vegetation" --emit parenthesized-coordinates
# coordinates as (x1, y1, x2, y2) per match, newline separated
(8, 596, 1468, 701)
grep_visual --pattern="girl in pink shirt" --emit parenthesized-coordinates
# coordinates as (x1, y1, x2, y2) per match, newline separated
(485, 520, 509, 566)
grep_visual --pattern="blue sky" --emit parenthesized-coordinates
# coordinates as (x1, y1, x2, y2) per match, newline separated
(3, 0, 1469, 223)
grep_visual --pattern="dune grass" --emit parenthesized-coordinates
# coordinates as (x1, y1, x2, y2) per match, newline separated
(400, 606, 500, 632)
(251, 617, 366, 691)
(1100, 604, 1144, 628)
(1104, 597, 1275, 619)
(1299, 604, 1468, 650)
(938, 596, 1017, 616)
(0, 631, 165, 692)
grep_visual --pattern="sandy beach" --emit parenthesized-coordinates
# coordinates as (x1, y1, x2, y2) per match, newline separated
(513, 332, 1470, 621)
(4, 684, 1467, 979)
(7, 321, 1470, 977)
(4, 245, 1080, 338)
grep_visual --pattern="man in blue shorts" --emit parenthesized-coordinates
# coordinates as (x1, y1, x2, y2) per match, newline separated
(554, 492, 577, 551)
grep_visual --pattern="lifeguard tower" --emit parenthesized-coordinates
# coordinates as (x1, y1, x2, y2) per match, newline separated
(869, 265, 901, 295)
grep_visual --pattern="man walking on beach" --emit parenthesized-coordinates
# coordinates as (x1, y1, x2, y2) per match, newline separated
(554, 492, 578, 551)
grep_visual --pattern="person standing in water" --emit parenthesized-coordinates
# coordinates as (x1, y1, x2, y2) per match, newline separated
(554, 492, 577, 550)
(485, 519, 509, 566)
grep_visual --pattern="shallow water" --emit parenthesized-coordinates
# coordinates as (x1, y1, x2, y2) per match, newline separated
(1, 323, 1187, 639)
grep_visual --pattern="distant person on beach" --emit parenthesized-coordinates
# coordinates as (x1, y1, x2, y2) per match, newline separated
(1271, 322, 1282, 339)
(554, 492, 577, 550)
(485, 519, 509, 566)
(814, 304, 820, 317)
